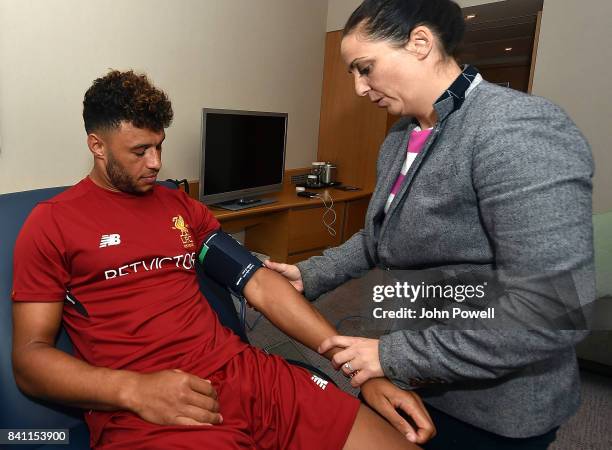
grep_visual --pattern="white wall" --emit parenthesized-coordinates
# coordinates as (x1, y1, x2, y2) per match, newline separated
(0, 0, 327, 194)
(326, 0, 504, 31)
(326, 0, 361, 31)
(532, 0, 612, 213)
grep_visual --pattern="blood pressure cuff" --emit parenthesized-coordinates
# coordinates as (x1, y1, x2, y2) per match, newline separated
(197, 230, 263, 295)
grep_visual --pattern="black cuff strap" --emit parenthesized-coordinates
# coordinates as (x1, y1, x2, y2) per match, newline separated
(198, 230, 263, 295)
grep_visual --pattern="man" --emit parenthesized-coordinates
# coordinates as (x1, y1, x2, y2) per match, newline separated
(11, 70, 433, 449)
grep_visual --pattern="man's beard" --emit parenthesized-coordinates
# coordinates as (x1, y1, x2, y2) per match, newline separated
(106, 151, 142, 194)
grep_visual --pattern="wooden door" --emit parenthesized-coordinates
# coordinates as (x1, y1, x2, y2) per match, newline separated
(316, 31, 389, 192)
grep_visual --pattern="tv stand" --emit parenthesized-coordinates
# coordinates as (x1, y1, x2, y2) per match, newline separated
(186, 171, 372, 263)
(215, 197, 277, 211)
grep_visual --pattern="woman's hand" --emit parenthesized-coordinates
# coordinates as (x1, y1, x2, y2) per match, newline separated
(263, 260, 304, 293)
(361, 378, 436, 444)
(318, 336, 384, 387)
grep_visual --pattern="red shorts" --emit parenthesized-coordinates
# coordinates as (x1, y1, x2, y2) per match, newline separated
(97, 347, 360, 449)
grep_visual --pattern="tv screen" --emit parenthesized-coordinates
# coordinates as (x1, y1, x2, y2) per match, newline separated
(200, 109, 287, 205)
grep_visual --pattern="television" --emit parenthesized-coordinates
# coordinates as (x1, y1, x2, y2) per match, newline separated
(199, 108, 288, 210)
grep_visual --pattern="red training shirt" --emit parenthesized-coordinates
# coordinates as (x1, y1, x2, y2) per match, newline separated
(12, 176, 247, 377)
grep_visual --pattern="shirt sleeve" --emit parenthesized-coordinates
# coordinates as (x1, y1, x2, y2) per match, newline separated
(12, 203, 70, 302)
(182, 192, 220, 247)
(297, 229, 373, 300)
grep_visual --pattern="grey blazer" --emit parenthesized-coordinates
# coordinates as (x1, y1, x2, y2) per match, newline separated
(297, 78, 595, 437)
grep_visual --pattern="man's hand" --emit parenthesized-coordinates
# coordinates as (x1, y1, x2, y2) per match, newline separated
(361, 378, 436, 444)
(263, 260, 304, 293)
(12, 302, 223, 421)
(124, 369, 223, 426)
(319, 336, 384, 387)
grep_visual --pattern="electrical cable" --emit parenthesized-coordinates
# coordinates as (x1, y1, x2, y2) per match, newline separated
(315, 191, 337, 237)
(234, 293, 264, 333)
(239, 296, 247, 330)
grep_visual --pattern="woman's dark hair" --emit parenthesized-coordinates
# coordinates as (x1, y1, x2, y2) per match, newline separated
(344, 0, 465, 56)
(83, 70, 173, 134)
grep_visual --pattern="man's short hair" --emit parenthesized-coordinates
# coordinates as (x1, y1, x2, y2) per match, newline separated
(83, 70, 173, 134)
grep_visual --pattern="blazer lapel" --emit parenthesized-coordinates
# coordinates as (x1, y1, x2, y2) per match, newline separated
(380, 120, 443, 225)
(366, 124, 414, 258)
(380, 65, 481, 234)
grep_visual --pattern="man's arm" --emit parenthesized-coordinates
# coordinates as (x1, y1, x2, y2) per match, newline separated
(243, 268, 435, 444)
(12, 302, 222, 426)
(243, 268, 340, 358)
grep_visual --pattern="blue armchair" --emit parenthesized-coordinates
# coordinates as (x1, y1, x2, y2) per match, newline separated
(0, 184, 248, 449)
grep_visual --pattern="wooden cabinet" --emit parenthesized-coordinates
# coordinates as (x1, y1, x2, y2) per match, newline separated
(287, 204, 345, 254)
(286, 249, 326, 265)
(204, 178, 371, 263)
(183, 178, 370, 264)
(342, 196, 370, 241)
(284, 196, 371, 264)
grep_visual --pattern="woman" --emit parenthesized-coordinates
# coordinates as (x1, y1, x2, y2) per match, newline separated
(266, 0, 594, 448)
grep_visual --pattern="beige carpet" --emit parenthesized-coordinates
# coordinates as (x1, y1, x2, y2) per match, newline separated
(550, 370, 612, 450)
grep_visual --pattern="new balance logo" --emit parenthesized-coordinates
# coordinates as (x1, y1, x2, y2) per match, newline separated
(311, 374, 328, 390)
(99, 234, 121, 248)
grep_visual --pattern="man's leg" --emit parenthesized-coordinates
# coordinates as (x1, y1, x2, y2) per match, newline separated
(224, 345, 420, 449)
(97, 413, 255, 449)
(343, 404, 421, 450)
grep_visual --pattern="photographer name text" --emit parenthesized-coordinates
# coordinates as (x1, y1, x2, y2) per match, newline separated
(372, 306, 495, 319)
